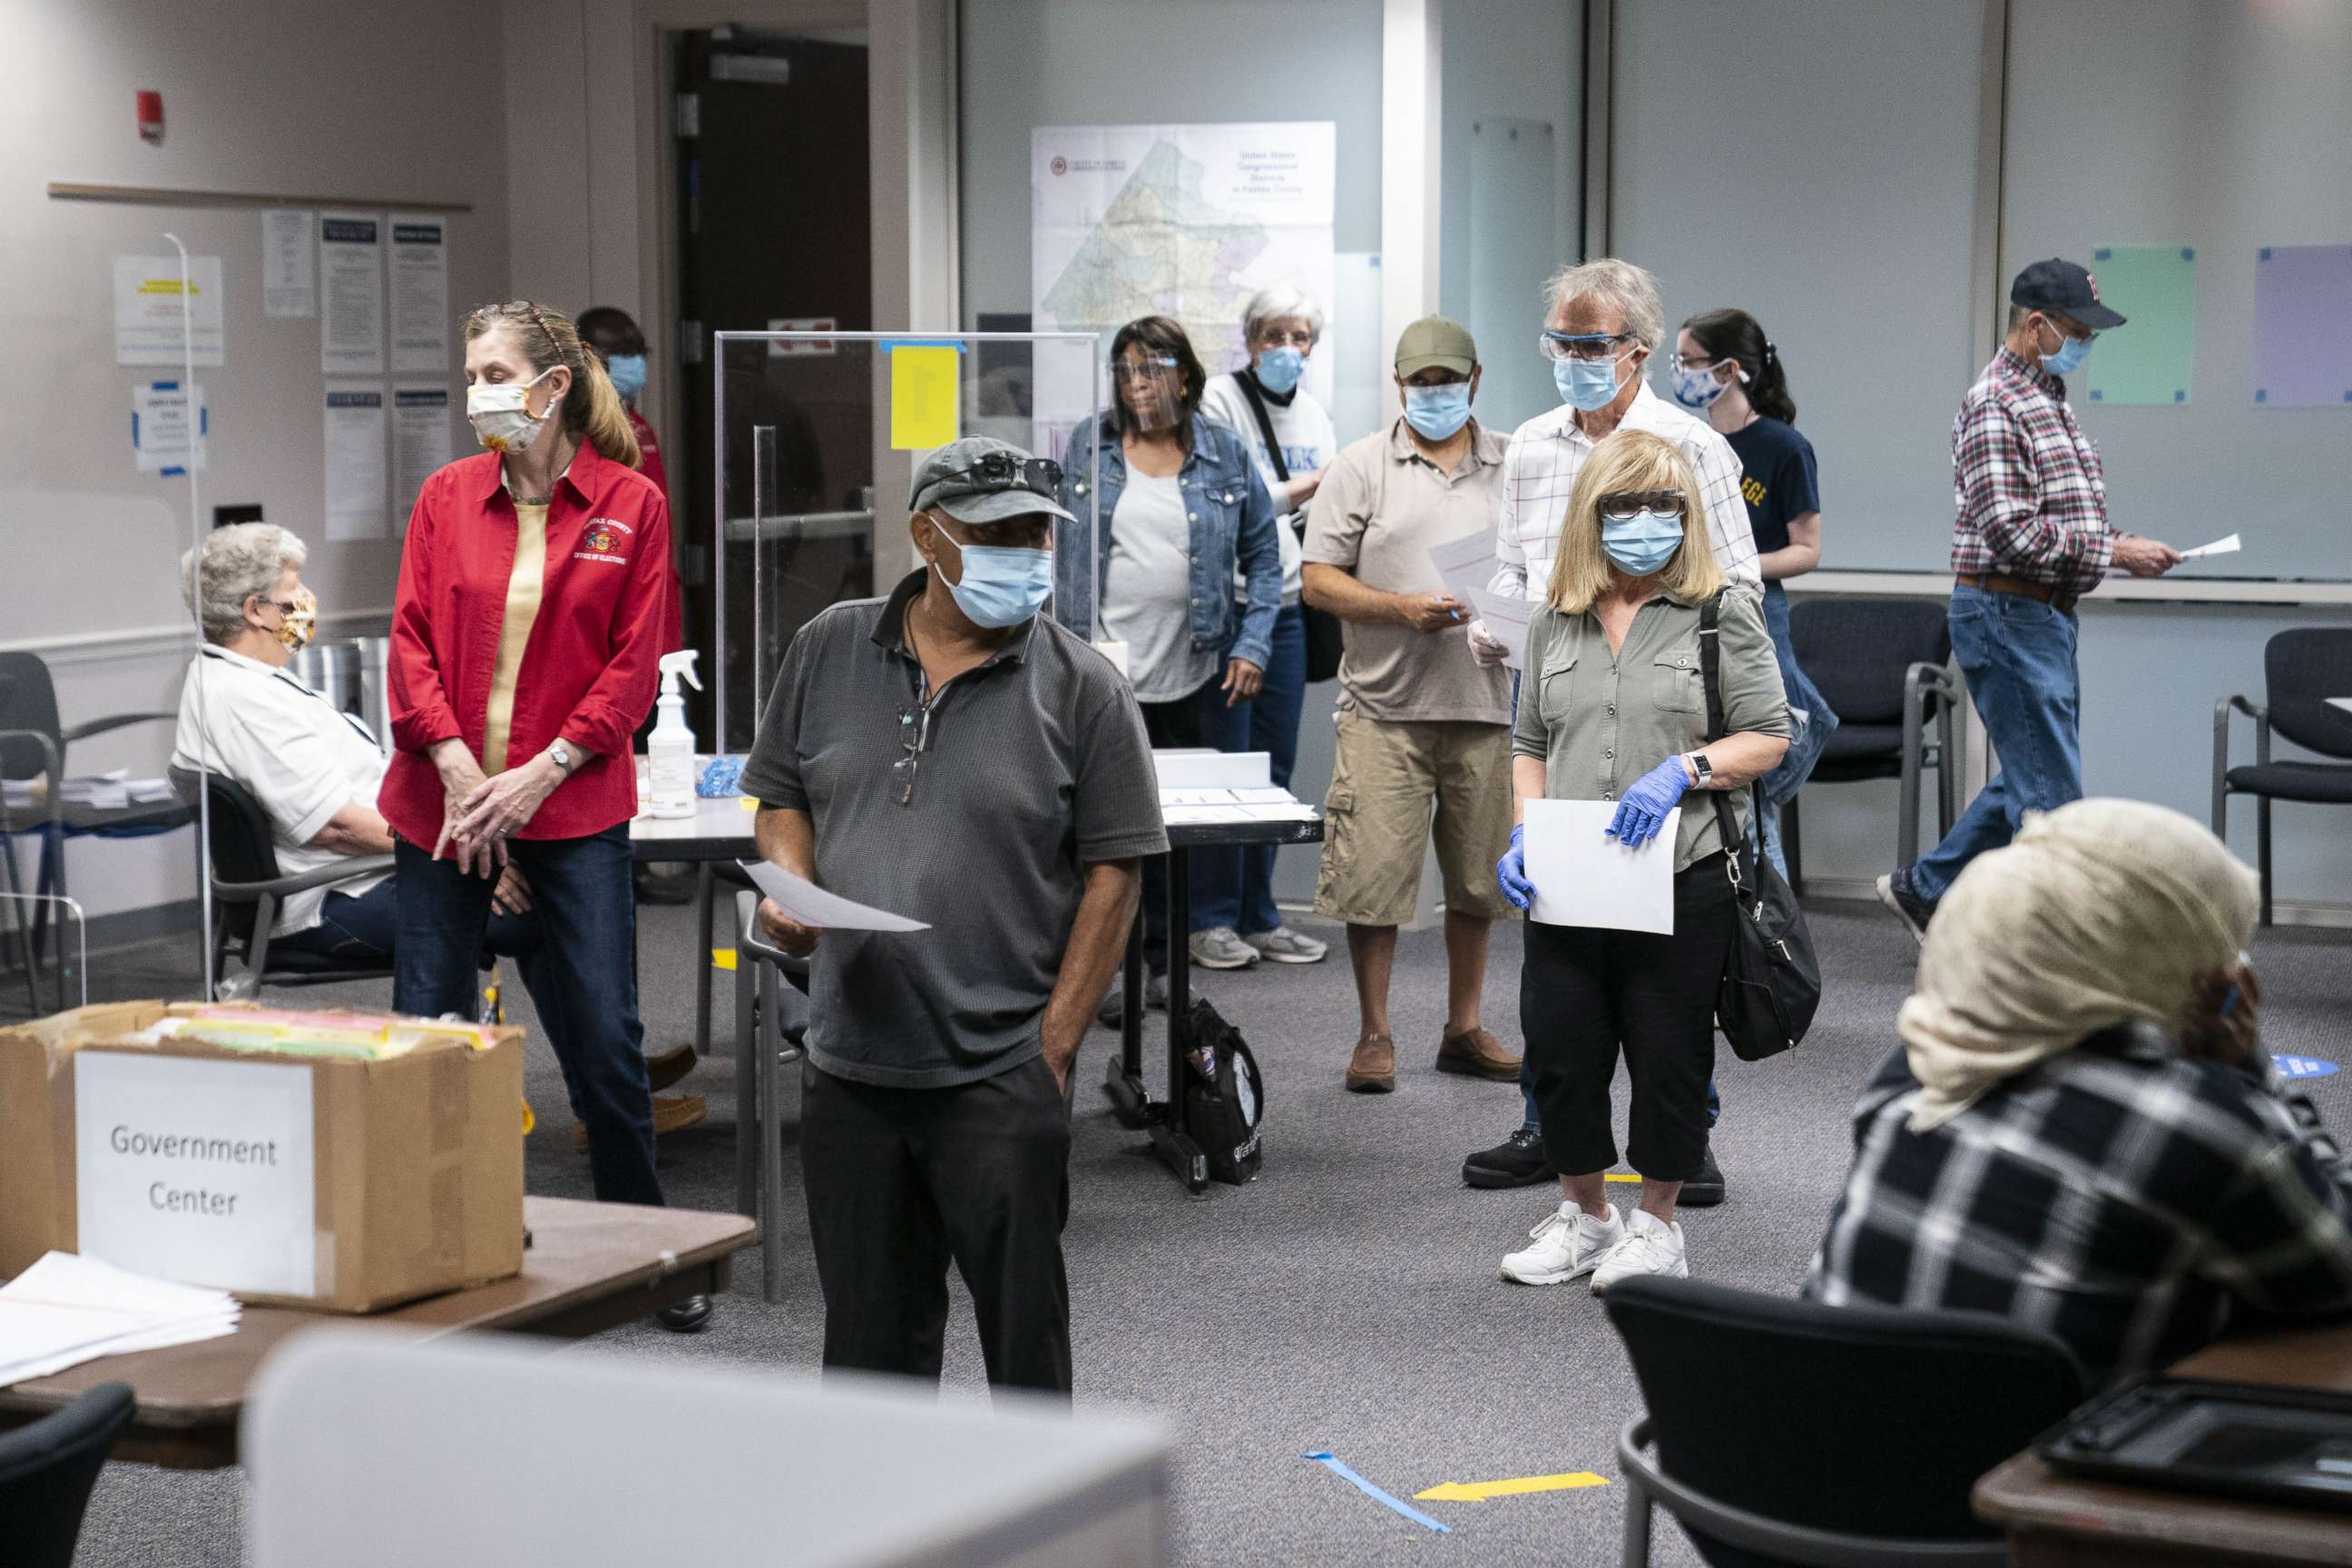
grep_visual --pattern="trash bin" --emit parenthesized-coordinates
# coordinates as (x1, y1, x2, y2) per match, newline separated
(354, 637, 391, 749)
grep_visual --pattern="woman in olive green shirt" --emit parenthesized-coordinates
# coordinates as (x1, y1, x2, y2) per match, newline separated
(1492, 429, 1788, 1293)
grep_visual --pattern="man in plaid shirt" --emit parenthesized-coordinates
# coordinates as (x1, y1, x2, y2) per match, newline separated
(1878, 259, 2180, 939)
(1457, 258, 1759, 1202)
(1805, 1025, 2352, 1389)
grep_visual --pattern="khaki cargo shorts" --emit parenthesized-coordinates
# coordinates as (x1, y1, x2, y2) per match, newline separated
(1314, 712, 1518, 927)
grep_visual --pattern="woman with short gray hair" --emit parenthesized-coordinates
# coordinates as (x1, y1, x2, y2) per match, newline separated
(1194, 283, 1340, 969)
(184, 523, 310, 646)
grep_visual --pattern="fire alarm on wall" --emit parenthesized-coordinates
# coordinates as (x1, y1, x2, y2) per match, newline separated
(137, 90, 163, 145)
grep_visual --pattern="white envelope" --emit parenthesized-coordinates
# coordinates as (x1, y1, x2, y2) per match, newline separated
(1522, 798, 1679, 935)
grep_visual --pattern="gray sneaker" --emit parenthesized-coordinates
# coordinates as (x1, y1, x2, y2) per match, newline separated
(1244, 925, 1328, 964)
(1189, 926, 1261, 970)
(1095, 971, 1170, 1029)
(1875, 869, 1936, 946)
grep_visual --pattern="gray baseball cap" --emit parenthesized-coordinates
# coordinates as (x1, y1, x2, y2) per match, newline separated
(907, 436, 1076, 525)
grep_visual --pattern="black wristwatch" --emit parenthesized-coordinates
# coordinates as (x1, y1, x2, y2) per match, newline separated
(1687, 751, 1712, 787)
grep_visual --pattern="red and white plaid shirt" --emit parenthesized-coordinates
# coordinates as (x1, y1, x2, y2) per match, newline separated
(1949, 348, 2112, 596)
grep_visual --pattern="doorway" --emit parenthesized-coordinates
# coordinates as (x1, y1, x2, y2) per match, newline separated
(671, 25, 872, 738)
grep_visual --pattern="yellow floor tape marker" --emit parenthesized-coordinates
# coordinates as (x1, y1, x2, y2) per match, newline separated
(1415, 1472, 1611, 1503)
(711, 947, 737, 971)
(1603, 1172, 1642, 1183)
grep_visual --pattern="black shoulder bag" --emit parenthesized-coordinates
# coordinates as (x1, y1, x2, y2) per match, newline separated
(1698, 591, 1822, 1061)
(1234, 371, 1346, 684)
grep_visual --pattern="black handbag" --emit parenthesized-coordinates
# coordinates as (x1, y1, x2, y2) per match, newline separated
(1183, 997, 1265, 1184)
(1233, 370, 1346, 683)
(1698, 591, 1822, 1062)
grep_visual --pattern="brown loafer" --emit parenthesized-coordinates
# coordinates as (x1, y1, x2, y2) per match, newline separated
(646, 1042, 696, 1093)
(1436, 1025, 1522, 1082)
(1345, 1032, 1396, 1093)
(573, 1092, 709, 1152)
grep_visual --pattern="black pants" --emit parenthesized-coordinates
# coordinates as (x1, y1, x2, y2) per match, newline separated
(1136, 671, 1225, 975)
(1523, 856, 1735, 1182)
(799, 1054, 1073, 1395)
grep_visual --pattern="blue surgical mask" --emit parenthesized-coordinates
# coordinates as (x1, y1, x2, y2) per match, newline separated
(1600, 510, 1685, 577)
(604, 352, 647, 403)
(1671, 363, 1725, 410)
(2037, 325, 2091, 377)
(1254, 346, 1305, 396)
(1554, 350, 1633, 411)
(930, 521, 1054, 628)
(1402, 383, 1472, 440)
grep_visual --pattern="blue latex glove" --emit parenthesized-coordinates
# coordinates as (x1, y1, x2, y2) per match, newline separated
(1496, 823, 1536, 911)
(1607, 757, 1692, 848)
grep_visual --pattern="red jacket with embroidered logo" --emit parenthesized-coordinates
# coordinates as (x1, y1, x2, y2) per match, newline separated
(379, 442, 670, 845)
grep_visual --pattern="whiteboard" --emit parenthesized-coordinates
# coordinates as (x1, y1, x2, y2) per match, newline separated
(1612, 0, 1994, 574)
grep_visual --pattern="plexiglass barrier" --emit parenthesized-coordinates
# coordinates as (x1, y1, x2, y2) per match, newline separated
(712, 331, 1103, 754)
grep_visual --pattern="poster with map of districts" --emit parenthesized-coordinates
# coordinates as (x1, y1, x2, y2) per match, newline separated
(1033, 122, 1338, 415)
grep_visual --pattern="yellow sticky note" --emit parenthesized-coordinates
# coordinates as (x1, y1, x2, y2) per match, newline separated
(711, 947, 738, 971)
(738, 794, 760, 811)
(890, 344, 960, 449)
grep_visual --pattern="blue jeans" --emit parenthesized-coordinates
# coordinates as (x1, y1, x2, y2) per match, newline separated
(1909, 584, 2082, 903)
(1194, 603, 1308, 936)
(394, 825, 662, 1207)
(276, 875, 542, 969)
(1755, 584, 1838, 881)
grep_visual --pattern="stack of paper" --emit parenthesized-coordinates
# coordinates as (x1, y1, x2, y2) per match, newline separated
(1158, 786, 1318, 826)
(0, 1251, 240, 1387)
(52, 769, 173, 811)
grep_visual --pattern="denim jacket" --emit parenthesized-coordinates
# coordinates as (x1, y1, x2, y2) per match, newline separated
(1057, 413, 1281, 671)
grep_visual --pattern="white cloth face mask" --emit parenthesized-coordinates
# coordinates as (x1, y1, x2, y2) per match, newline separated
(467, 367, 559, 455)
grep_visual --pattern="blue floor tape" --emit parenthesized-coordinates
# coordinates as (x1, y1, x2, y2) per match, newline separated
(1302, 1450, 1452, 1534)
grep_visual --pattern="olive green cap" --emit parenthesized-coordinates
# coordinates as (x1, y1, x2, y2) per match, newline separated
(1394, 315, 1478, 377)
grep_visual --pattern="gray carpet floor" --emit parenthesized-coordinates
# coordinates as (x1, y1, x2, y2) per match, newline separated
(45, 897, 2352, 1566)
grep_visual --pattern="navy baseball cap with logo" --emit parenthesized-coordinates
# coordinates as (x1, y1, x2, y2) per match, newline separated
(2011, 258, 2127, 330)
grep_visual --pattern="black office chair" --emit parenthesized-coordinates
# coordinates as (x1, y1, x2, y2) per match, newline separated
(171, 766, 397, 996)
(0, 652, 192, 1010)
(1782, 599, 1959, 895)
(1605, 1277, 2086, 1567)
(0, 1381, 136, 1568)
(2213, 628, 2352, 926)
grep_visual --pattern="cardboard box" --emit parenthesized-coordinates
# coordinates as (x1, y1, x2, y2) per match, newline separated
(0, 1002, 525, 1313)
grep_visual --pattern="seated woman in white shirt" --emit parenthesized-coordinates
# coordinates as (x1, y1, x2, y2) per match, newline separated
(169, 523, 537, 965)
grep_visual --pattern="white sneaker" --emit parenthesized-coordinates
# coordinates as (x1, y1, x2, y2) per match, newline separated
(1590, 1208, 1690, 1294)
(1245, 925, 1328, 964)
(1500, 1202, 1624, 1286)
(1189, 926, 1260, 969)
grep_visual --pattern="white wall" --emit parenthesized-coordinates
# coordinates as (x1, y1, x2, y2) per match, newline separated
(0, 0, 512, 923)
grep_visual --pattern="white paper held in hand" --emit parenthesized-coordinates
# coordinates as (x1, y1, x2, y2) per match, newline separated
(738, 860, 929, 933)
(2178, 532, 2241, 560)
(1466, 588, 1534, 671)
(1425, 532, 1499, 603)
(1521, 798, 1679, 935)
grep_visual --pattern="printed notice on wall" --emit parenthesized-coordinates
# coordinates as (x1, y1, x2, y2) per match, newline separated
(132, 380, 208, 474)
(392, 386, 451, 524)
(261, 209, 318, 318)
(387, 215, 450, 373)
(318, 212, 385, 375)
(324, 384, 389, 540)
(74, 1052, 318, 1298)
(114, 253, 225, 366)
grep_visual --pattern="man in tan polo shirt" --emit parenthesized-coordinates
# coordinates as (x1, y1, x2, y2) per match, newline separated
(1302, 317, 1520, 1096)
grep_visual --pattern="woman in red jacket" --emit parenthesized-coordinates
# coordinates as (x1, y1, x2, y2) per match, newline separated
(382, 302, 685, 1271)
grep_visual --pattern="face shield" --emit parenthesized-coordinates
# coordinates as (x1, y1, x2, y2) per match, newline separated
(1115, 353, 1185, 433)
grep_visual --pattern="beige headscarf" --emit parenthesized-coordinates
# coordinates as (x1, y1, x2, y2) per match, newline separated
(1898, 799, 2260, 1132)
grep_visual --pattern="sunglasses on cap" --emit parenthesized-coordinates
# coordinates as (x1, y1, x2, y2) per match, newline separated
(940, 451, 1064, 495)
(1597, 489, 1685, 517)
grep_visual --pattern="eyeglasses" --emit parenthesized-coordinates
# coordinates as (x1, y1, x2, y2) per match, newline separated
(1112, 356, 1180, 382)
(1539, 330, 1637, 363)
(1252, 325, 1315, 349)
(1597, 489, 1685, 518)
(936, 451, 1063, 495)
(1669, 352, 1717, 372)
(892, 701, 933, 808)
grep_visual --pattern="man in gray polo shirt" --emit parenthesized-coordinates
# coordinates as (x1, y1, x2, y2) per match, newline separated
(741, 435, 1165, 1396)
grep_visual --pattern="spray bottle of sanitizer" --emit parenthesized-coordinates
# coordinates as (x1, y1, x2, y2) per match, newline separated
(647, 649, 702, 819)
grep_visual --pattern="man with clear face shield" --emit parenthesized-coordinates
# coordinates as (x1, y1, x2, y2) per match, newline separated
(741, 436, 1167, 1396)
